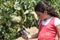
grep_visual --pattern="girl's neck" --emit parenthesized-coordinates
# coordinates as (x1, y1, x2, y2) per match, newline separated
(43, 15, 52, 21)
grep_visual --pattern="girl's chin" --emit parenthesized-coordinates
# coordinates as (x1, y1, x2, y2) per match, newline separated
(40, 19, 44, 20)
(40, 19, 45, 21)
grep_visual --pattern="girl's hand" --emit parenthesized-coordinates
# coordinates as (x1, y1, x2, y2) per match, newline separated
(27, 34, 31, 39)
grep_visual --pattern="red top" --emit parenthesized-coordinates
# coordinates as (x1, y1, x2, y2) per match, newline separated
(38, 17, 57, 40)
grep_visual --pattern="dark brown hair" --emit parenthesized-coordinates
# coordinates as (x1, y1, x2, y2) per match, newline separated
(34, 1, 59, 17)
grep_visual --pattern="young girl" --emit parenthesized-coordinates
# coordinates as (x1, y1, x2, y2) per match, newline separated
(22, 1, 60, 40)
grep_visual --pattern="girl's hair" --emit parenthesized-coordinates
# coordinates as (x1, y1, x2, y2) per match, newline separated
(34, 1, 59, 17)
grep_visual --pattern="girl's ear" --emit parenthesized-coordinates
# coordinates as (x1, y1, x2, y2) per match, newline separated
(44, 11, 48, 15)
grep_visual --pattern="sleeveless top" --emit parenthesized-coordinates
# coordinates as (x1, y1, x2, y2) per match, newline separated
(38, 17, 57, 40)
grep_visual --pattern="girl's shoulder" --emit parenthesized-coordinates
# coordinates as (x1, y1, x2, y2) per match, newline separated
(54, 17, 60, 26)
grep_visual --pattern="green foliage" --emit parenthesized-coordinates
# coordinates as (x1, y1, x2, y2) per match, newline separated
(0, 0, 60, 40)
(0, 0, 39, 40)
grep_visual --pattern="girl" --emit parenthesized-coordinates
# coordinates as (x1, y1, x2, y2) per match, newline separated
(22, 1, 60, 40)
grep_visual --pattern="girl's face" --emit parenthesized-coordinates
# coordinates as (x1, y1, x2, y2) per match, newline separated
(36, 11, 48, 20)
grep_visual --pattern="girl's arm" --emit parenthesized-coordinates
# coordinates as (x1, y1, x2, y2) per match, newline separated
(56, 25, 60, 40)
(28, 33, 38, 39)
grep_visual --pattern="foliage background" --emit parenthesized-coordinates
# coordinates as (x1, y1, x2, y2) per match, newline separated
(0, 0, 60, 40)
